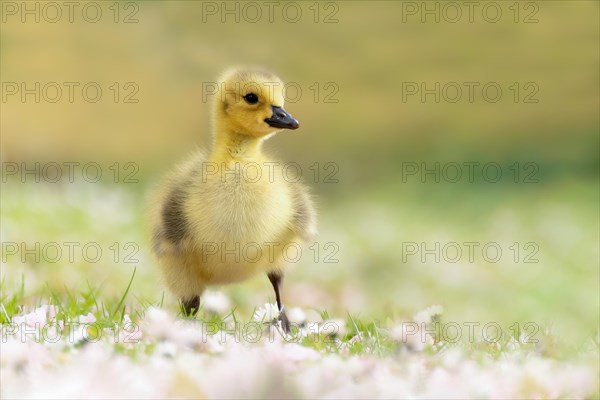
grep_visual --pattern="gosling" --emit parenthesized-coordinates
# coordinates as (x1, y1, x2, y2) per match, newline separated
(151, 68, 317, 332)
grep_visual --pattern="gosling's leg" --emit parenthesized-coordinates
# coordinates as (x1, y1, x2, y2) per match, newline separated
(181, 295, 200, 317)
(267, 271, 291, 333)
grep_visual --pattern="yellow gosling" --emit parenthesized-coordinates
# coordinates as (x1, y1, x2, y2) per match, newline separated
(151, 68, 317, 332)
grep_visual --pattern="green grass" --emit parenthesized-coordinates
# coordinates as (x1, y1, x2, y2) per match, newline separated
(1, 177, 598, 354)
(1, 261, 593, 361)
(0, 177, 597, 397)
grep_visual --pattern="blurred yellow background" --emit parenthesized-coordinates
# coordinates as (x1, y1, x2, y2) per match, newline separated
(2, 1, 598, 175)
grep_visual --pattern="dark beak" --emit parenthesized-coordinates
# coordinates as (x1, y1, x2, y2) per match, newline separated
(264, 106, 299, 130)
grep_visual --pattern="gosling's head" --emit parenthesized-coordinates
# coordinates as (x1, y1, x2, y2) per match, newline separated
(214, 68, 299, 138)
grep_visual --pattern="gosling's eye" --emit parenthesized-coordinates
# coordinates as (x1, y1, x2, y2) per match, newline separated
(243, 93, 259, 104)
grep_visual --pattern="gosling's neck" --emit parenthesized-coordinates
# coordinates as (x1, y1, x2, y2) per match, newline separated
(211, 128, 264, 160)
(212, 118, 263, 159)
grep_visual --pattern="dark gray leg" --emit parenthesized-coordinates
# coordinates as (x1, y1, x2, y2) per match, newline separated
(182, 295, 200, 316)
(267, 272, 291, 333)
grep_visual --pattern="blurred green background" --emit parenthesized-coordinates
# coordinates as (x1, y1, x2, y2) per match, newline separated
(1, 1, 598, 347)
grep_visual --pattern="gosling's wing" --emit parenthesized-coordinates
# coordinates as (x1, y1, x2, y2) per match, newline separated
(289, 183, 317, 243)
(151, 150, 206, 255)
